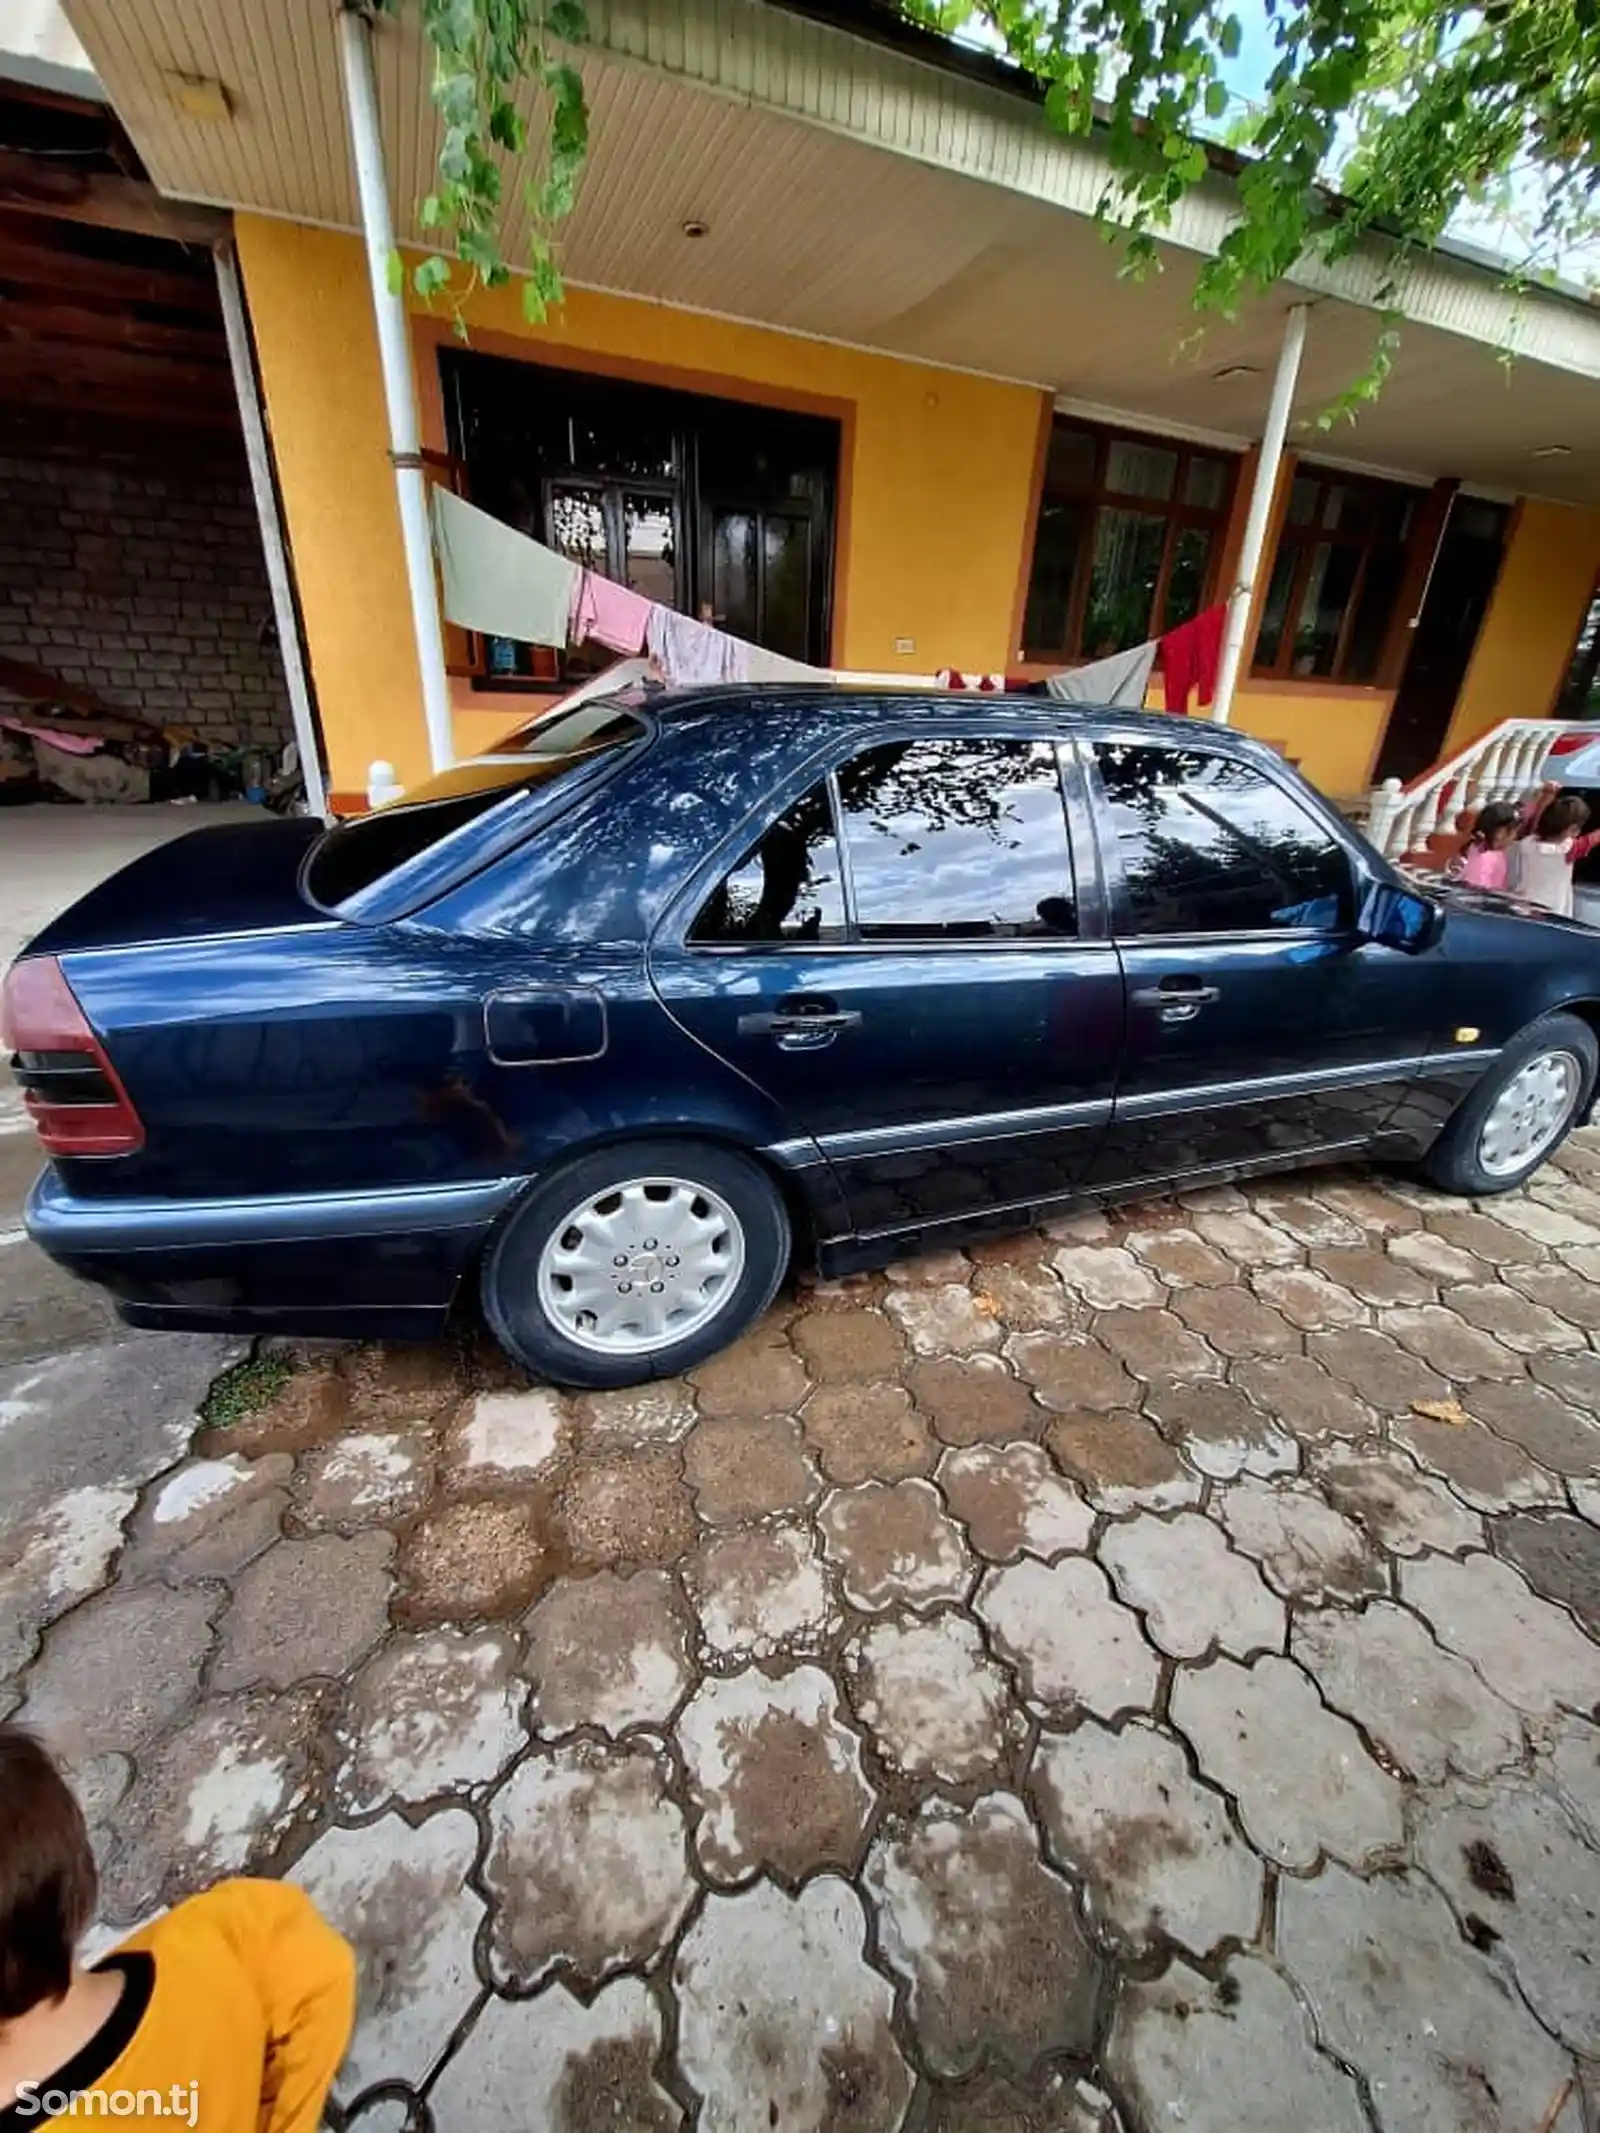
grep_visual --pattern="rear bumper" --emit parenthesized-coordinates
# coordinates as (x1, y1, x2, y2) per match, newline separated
(26, 1170, 523, 1339)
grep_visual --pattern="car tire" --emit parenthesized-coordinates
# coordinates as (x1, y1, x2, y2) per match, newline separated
(481, 1138, 792, 1389)
(1423, 1011, 1597, 1196)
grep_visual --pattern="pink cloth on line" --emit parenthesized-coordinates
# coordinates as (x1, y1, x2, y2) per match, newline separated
(0, 716, 100, 755)
(569, 570, 652, 654)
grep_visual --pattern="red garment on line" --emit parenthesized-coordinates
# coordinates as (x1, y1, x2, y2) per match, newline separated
(1156, 604, 1226, 714)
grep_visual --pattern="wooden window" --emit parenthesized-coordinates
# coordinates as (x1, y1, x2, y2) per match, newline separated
(1022, 418, 1237, 664)
(1252, 469, 1420, 685)
(1557, 576, 1600, 717)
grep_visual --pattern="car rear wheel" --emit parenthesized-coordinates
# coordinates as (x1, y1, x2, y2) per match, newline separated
(481, 1139, 791, 1388)
(1423, 1011, 1597, 1195)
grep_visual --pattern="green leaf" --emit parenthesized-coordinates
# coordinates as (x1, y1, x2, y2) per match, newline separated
(412, 253, 452, 299)
(384, 247, 405, 297)
(1204, 79, 1228, 119)
(547, 0, 587, 39)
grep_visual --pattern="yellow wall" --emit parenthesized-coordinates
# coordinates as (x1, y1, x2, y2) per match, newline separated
(1443, 499, 1600, 757)
(1232, 684, 1394, 801)
(234, 214, 1044, 797)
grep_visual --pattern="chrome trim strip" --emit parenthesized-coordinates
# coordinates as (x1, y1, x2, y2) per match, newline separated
(1114, 1051, 1498, 1121)
(27, 1173, 522, 1250)
(818, 1096, 1113, 1160)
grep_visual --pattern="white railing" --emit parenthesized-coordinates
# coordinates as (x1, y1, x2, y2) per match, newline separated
(1367, 718, 1595, 862)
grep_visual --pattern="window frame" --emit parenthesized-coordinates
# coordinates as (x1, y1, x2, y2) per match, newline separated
(1555, 574, 1600, 718)
(664, 721, 1108, 954)
(1021, 417, 1239, 666)
(1250, 466, 1422, 686)
(1078, 729, 1367, 947)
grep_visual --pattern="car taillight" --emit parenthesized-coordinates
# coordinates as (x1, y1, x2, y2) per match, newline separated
(1, 956, 144, 1156)
(1547, 733, 1599, 756)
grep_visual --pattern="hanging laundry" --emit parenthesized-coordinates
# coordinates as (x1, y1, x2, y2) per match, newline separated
(1156, 604, 1226, 714)
(1045, 639, 1157, 708)
(937, 669, 1006, 692)
(647, 605, 744, 687)
(570, 569, 652, 655)
(429, 487, 577, 648)
(743, 642, 824, 682)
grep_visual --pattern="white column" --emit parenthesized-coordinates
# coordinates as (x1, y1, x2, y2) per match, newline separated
(1211, 302, 1310, 726)
(335, 5, 454, 777)
(213, 245, 329, 819)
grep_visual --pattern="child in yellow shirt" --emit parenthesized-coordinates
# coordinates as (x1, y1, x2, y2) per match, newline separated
(0, 1727, 355, 2133)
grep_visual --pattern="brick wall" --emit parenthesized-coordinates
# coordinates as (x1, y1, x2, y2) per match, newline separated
(0, 432, 292, 753)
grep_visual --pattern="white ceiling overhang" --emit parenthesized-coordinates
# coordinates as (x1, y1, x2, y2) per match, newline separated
(59, 0, 1600, 503)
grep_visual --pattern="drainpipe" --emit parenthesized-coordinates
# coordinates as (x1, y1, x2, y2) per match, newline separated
(335, 3, 455, 776)
(213, 244, 329, 820)
(1210, 302, 1310, 726)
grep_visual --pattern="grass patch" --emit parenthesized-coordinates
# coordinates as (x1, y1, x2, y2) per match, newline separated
(201, 1351, 296, 1428)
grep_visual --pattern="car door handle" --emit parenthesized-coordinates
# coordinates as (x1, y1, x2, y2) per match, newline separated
(737, 1003, 863, 1038)
(1131, 981, 1221, 1022)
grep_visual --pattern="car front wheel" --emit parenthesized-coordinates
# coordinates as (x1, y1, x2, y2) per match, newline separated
(481, 1138, 792, 1388)
(1424, 1011, 1597, 1195)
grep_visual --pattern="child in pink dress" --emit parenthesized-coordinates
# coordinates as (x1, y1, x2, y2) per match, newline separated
(1453, 801, 1521, 889)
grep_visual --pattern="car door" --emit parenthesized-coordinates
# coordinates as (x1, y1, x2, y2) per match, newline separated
(649, 727, 1125, 1243)
(1083, 732, 1439, 1191)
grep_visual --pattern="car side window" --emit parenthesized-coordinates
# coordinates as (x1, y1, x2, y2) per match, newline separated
(836, 737, 1077, 940)
(689, 780, 847, 944)
(1094, 741, 1352, 936)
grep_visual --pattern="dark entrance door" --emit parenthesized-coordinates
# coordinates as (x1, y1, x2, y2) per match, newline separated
(1375, 500, 1509, 784)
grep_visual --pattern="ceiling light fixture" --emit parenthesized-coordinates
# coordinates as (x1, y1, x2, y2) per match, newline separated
(1531, 443, 1573, 458)
(1212, 362, 1261, 382)
(681, 219, 710, 239)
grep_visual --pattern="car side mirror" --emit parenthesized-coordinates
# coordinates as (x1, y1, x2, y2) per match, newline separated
(1359, 880, 1444, 955)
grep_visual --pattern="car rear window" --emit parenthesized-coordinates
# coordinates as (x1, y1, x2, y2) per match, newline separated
(304, 706, 647, 913)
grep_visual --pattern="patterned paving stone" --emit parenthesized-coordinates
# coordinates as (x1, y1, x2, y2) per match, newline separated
(1217, 1481, 1384, 1601)
(1387, 1229, 1485, 1285)
(1466, 1379, 1600, 1477)
(885, 1248, 972, 1284)
(99, 1686, 324, 1922)
(1041, 1409, 1202, 1512)
(396, 1496, 553, 1623)
(1312, 1179, 1424, 1234)
(910, 1353, 1040, 1444)
(1003, 1335, 1137, 1416)
(1400, 1551, 1600, 1716)
(336, 1626, 526, 1811)
(971, 1259, 1081, 1330)
(922, 2072, 1117, 2133)
(574, 1382, 696, 1444)
(818, 1478, 975, 1613)
(1492, 1510, 1600, 1634)
(1172, 1654, 1404, 1869)
(524, 1568, 693, 1736)
(801, 1383, 935, 1485)
(691, 1322, 810, 1419)
(1546, 1713, 1600, 1846)
(1277, 1862, 1578, 2133)
(687, 1520, 837, 1661)
(1097, 1307, 1221, 1382)
(1099, 1511, 1285, 1659)
(1252, 1191, 1363, 1248)
(1531, 1346, 1600, 1411)
(1107, 1952, 1367, 2133)
(1145, 1379, 1297, 1480)
(1453, 1283, 1588, 1354)
(293, 1809, 484, 2096)
(1291, 1602, 1522, 1784)
(212, 1531, 394, 1691)
(977, 1556, 1159, 1720)
(1377, 1304, 1525, 1381)
(0, 1483, 138, 1680)
(484, 1739, 694, 1988)
(1306, 1326, 1450, 1412)
(792, 1307, 909, 1382)
(1250, 1267, 1365, 1332)
(843, 1611, 1024, 1785)
(681, 1419, 817, 1527)
(884, 1283, 1001, 1356)
(1043, 1208, 1113, 1241)
(1502, 1259, 1600, 1331)
(440, 1387, 572, 1490)
(126, 1454, 290, 1582)
(1424, 1207, 1546, 1264)
(430, 1977, 682, 2130)
(1192, 1208, 1301, 1265)
(1171, 1284, 1302, 1358)
(338, 1343, 464, 1427)
(674, 1878, 912, 2133)
(936, 1441, 1094, 1561)
(1229, 1354, 1373, 1443)
(296, 1430, 433, 1530)
(14, 1582, 221, 1758)
(1418, 1776, 1600, 2055)
(1310, 1444, 1484, 1555)
(1049, 1245, 1164, 1311)
(1487, 1194, 1600, 1248)
(1301, 1245, 1432, 1308)
(1123, 1228, 1236, 1287)
(865, 1793, 1100, 2079)
(676, 1664, 874, 1884)
(201, 1358, 354, 1459)
(1391, 1413, 1566, 1512)
(1031, 1718, 1263, 1958)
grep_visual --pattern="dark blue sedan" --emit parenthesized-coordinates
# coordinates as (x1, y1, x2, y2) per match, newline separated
(7, 686, 1600, 1388)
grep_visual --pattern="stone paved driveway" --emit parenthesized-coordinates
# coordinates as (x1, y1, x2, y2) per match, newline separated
(4, 1150, 1600, 2132)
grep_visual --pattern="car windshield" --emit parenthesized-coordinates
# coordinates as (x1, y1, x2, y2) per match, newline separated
(304, 705, 647, 913)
